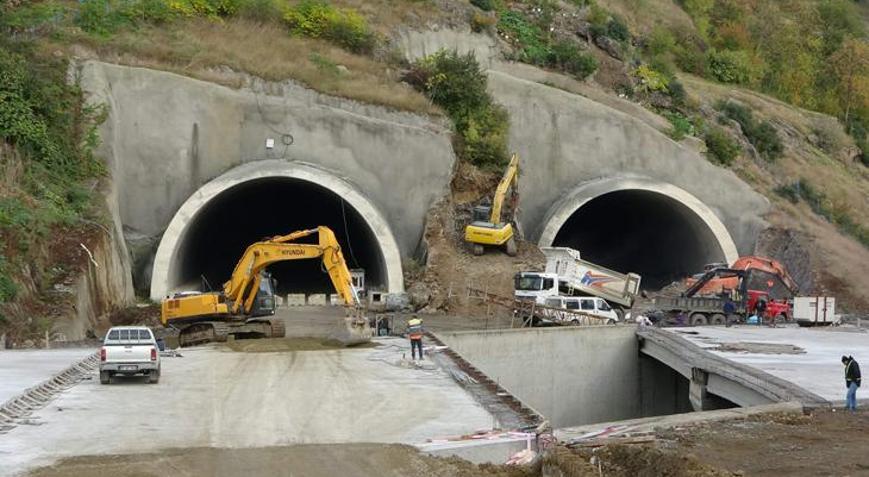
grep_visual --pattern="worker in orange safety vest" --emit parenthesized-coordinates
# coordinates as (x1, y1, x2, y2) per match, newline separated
(407, 316, 424, 360)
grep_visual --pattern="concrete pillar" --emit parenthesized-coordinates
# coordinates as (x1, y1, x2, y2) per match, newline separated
(689, 367, 713, 411)
(307, 294, 327, 306)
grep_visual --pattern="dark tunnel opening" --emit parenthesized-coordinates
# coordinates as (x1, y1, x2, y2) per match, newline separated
(175, 177, 385, 296)
(551, 190, 725, 290)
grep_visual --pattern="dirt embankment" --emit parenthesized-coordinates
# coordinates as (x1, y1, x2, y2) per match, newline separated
(408, 162, 544, 318)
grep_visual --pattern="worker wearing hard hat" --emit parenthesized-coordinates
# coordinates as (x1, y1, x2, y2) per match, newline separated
(407, 316, 424, 360)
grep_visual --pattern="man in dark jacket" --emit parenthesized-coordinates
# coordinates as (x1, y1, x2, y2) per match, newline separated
(843, 355, 861, 411)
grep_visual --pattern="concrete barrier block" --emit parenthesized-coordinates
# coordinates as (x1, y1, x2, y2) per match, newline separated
(286, 294, 306, 306)
(307, 294, 327, 306)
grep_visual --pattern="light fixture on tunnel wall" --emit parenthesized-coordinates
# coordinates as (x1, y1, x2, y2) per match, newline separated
(265, 138, 275, 149)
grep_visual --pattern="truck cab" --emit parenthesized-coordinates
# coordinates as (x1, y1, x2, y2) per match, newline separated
(514, 272, 559, 304)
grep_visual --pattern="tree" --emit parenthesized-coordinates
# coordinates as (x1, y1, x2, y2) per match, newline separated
(830, 38, 869, 128)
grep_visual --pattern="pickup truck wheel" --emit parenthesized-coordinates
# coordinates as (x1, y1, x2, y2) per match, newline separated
(99, 371, 111, 385)
(690, 313, 708, 326)
(148, 369, 160, 384)
(710, 314, 727, 326)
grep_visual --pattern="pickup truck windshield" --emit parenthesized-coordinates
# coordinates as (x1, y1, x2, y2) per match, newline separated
(515, 276, 543, 290)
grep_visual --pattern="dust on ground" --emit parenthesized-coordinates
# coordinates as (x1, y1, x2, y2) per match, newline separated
(26, 443, 539, 477)
(658, 408, 869, 476)
(222, 336, 377, 353)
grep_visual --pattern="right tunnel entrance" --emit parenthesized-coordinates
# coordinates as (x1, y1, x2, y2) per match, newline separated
(550, 189, 730, 290)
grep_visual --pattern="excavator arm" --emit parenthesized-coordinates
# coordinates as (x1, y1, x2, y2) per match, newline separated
(489, 153, 519, 224)
(222, 226, 359, 314)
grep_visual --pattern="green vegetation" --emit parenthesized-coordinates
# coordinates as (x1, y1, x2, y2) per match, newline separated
(664, 111, 695, 141)
(283, 0, 376, 53)
(703, 125, 739, 165)
(0, 39, 106, 304)
(717, 101, 783, 161)
(776, 179, 869, 248)
(669, 0, 868, 161)
(497, 9, 597, 80)
(406, 50, 509, 169)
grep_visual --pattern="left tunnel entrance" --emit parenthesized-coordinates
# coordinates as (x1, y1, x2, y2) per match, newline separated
(150, 160, 405, 301)
(175, 177, 383, 296)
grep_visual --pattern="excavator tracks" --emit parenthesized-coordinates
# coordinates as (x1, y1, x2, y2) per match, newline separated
(177, 318, 285, 347)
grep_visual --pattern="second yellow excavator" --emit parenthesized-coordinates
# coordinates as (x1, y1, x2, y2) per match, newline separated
(161, 226, 360, 346)
(464, 153, 520, 256)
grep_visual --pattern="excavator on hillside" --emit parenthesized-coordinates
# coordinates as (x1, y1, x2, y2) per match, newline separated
(161, 226, 360, 346)
(464, 153, 520, 256)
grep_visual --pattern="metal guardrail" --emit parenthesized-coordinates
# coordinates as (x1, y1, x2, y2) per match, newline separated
(466, 287, 612, 327)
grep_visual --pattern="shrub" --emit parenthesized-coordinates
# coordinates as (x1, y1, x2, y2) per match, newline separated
(405, 50, 509, 168)
(665, 112, 694, 140)
(634, 65, 669, 93)
(236, 0, 282, 22)
(668, 79, 687, 106)
(605, 15, 630, 43)
(76, 0, 136, 35)
(674, 43, 706, 75)
(704, 126, 740, 165)
(470, 0, 495, 11)
(470, 12, 496, 32)
(548, 40, 597, 79)
(775, 179, 869, 248)
(283, 1, 376, 54)
(0, 257, 16, 303)
(1, 1, 67, 31)
(647, 26, 676, 57)
(706, 48, 750, 84)
(718, 101, 783, 161)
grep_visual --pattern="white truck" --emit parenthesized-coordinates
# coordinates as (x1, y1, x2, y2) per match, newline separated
(514, 247, 642, 318)
(793, 297, 838, 326)
(99, 326, 161, 384)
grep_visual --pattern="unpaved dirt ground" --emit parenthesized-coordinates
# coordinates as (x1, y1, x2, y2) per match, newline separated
(25, 443, 534, 477)
(660, 409, 869, 476)
(223, 336, 377, 352)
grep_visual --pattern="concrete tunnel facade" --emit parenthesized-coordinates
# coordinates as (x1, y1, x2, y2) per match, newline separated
(150, 161, 404, 300)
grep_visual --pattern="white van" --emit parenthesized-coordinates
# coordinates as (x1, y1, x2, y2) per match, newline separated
(542, 296, 621, 323)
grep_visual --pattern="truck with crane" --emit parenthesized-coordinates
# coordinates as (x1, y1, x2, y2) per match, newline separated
(160, 226, 361, 346)
(465, 153, 520, 256)
(514, 246, 642, 319)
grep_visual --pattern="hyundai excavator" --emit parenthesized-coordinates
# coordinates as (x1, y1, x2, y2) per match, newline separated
(161, 226, 360, 346)
(464, 153, 520, 256)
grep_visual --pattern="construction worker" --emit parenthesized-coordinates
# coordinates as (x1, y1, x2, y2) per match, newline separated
(754, 298, 767, 327)
(407, 316, 424, 360)
(843, 355, 861, 412)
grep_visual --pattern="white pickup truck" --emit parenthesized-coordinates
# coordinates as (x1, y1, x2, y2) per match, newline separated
(99, 326, 161, 384)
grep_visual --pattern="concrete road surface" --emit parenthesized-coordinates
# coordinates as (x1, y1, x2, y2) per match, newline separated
(0, 349, 96, 403)
(0, 338, 495, 476)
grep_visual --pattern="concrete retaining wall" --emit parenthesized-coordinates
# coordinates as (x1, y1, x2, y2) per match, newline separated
(438, 326, 646, 428)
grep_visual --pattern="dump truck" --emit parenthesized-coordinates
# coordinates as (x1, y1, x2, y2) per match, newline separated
(161, 226, 360, 346)
(649, 266, 794, 326)
(465, 153, 520, 256)
(514, 247, 642, 318)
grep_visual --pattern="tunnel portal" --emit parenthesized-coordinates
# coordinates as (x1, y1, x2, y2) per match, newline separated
(540, 180, 738, 291)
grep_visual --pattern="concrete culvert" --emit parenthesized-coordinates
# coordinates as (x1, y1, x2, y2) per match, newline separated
(541, 180, 739, 290)
(150, 161, 404, 300)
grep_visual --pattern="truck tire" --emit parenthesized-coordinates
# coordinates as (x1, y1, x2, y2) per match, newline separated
(99, 371, 111, 385)
(472, 244, 484, 256)
(690, 313, 708, 326)
(504, 237, 518, 257)
(148, 369, 160, 384)
(710, 314, 727, 326)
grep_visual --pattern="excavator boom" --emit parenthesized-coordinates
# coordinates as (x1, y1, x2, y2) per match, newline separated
(489, 153, 519, 224)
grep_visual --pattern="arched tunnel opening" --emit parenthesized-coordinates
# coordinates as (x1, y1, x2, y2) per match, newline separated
(551, 190, 726, 290)
(173, 177, 385, 296)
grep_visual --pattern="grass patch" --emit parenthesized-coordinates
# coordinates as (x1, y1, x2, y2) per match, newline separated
(703, 125, 739, 165)
(776, 179, 869, 248)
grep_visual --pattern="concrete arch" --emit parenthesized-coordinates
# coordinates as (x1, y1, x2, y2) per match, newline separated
(150, 160, 404, 300)
(538, 176, 739, 270)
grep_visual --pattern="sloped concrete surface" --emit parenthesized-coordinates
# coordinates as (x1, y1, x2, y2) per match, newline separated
(0, 349, 96, 404)
(0, 340, 495, 476)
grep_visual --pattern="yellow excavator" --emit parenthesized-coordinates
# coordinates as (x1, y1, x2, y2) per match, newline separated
(464, 153, 520, 256)
(161, 226, 360, 346)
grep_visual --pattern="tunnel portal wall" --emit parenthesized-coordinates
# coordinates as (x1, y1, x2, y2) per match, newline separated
(78, 60, 455, 294)
(437, 327, 691, 428)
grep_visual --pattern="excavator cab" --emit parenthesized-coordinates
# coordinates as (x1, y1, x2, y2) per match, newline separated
(249, 272, 278, 318)
(472, 204, 492, 222)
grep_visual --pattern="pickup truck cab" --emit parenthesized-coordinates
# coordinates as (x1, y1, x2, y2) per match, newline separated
(543, 296, 621, 323)
(100, 326, 161, 384)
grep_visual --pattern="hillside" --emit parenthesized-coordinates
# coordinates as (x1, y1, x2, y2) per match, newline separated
(1, 0, 868, 344)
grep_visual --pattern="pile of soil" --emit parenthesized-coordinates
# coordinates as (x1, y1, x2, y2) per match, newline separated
(222, 337, 376, 353)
